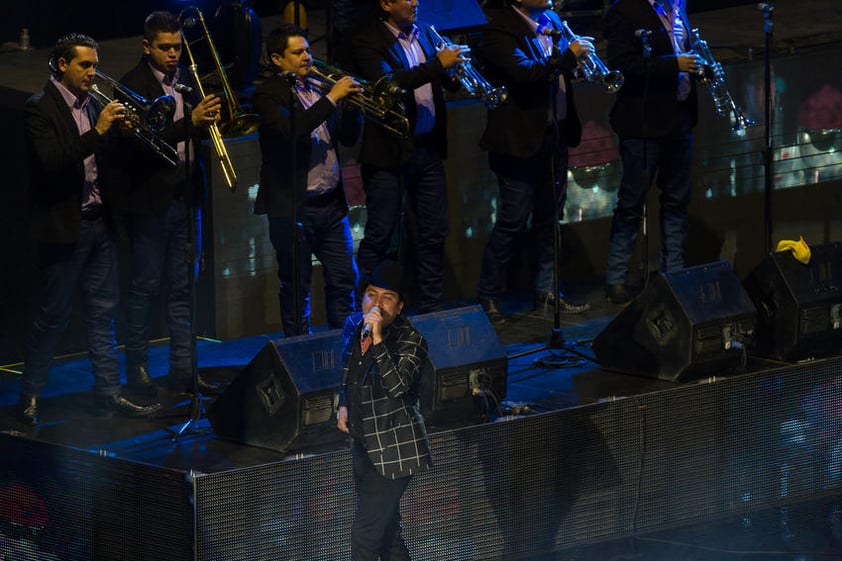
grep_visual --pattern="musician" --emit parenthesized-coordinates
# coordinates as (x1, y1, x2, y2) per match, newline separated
(351, 0, 466, 313)
(475, 0, 592, 323)
(18, 33, 163, 425)
(253, 24, 362, 336)
(336, 260, 431, 561)
(603, 0, 702, 305)
(118, 11, 223, 395)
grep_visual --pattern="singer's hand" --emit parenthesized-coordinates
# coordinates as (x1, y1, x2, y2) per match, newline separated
(337, 406, 349, 433)
(362, 305, 383, 343)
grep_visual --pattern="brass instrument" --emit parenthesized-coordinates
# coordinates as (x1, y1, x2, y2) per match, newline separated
(89, 70, 179, 167)
(309, 58, 411, 139)
(691, 28, 756, 131)
(179, 6, 261, 191)
(428, 25, 508, 109)
(558, 21, 624, 94)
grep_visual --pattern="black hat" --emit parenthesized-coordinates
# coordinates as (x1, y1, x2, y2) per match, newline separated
(366, 260, 405, 302)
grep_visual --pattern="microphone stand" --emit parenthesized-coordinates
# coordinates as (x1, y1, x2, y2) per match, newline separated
(760, 3, 775, 254)
(172, 97, 207, 442)
(639, 31, 652, 288)
(285, 71, 305, 335)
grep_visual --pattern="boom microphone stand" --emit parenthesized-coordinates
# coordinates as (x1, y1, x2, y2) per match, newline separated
(759, 2, 775, 254)
(639, 29, 653, 287)
(285, 71, 305, 336)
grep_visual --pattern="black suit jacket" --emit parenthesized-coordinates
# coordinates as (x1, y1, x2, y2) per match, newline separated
(351, 20, 457, 168)
(24, 80, 117, 243)
(252, 73, 361, 218)
(118, 58, 206, 213)
(478, 7, 583, 159)
(604, 0, 699, 138)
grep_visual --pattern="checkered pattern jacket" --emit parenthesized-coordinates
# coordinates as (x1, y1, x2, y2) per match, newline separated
(339, 312, 433, 479)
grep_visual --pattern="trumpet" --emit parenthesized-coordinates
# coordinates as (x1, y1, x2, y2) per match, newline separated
(180, 6, 260, 191)
(428, 26, 508, 109)
(555, 21, 624, 94)
(88, 70, 179, 167)
(308, 58, 411, 139)
(690, 28, 756, 131)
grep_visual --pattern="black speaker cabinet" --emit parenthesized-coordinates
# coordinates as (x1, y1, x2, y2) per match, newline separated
(743, 241, 842, 361)
(592, 261, 757, 382)
(207, 330, 345, 453)
(411, 305, 507, 427)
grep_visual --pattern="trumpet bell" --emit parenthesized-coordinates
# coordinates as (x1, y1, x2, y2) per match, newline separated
(601, 71, 625, 94)
(146, 95, 177, 133)
(220, 112, 261, 137)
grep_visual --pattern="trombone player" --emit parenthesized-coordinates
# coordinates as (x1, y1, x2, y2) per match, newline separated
(118, 11, 223, 396)
(253, 24, 363, 336)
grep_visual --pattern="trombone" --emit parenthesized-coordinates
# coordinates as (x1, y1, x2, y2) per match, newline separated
(179, 6, 261, 191)
(309, 58, 411, 139)
(88, 70, 180, 167)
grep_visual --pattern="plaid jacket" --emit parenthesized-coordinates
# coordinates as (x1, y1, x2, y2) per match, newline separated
(339, 312, 433, 479)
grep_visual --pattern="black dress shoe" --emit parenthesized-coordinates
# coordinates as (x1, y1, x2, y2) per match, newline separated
(535, 292, 591, 314)
(479, 297, 505, 325)
(166, 372, 224, 396)
(605, 283, 633, 305)
(126, 364, 158, 397)
(18, 395, 39, 426)
(96, 394, 163, 417)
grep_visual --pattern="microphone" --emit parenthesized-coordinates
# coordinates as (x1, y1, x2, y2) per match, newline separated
(361, 306, 380, 340)
(635, 29, 652, 39)
(536, 24, 562, 39)
(174, 83, 193, 95)
(280, 70, 298, 85)
(757, 2, 775, 13)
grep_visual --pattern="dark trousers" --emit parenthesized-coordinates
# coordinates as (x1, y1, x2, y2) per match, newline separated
(21, 217, 120, 398)
(605, 123, 694, 286)
(478, 131, 569, 298)
(351, 445, 413, 561)
(357, 143, 449, 313)
(267, 198, 358, 337)
(123, 199, 192, 374)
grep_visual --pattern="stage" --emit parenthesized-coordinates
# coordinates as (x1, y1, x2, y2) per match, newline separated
(2, 284, 842, 561)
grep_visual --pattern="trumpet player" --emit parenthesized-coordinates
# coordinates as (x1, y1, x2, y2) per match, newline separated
(352, 0, 468, 314)
(18, 33, 163, 425)
(603, 0, 703, 305)
(253, 24, 363, 337)
(475, 0, 593, 324)
(118, 11, 223, 396)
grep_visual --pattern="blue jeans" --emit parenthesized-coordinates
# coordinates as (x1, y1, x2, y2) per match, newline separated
(478, 132, 569, 298)
(357, 144, 449, 313)
(605, 128, 693, 286)
(351, 445, 413, 561)
(123, 199, 192, 373)
(268, 198, 358, 337)
(21, 218, 120, 398)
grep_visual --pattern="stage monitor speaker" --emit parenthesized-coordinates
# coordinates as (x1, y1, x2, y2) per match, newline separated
(592, 261, 757, 382)
(411, 305, 507, 427)
(743, 241, 842, 361)
(207, 330, 345, 453)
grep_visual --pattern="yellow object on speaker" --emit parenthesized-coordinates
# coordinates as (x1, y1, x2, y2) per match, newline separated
(282, 1, 308, 29)
(775, 236, 812, 265)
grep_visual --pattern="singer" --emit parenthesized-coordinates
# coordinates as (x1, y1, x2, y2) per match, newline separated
(475, 0, 592, 324)
(337, 260, 432, 561)
(603, 0, 703, 305)
(118, 10, 223, 396)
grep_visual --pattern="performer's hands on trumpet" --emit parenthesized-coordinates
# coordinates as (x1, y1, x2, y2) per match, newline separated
(677, 52, 704, 75)
(567, 35, 595, 59)
(192, 93, 223, 128)
(94, 100, 131, 135)
(435, 42, 469, 71)
(324, 75, 364, 105)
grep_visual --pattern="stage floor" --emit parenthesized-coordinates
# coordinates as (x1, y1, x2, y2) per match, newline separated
(3, 281, 841, 561)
